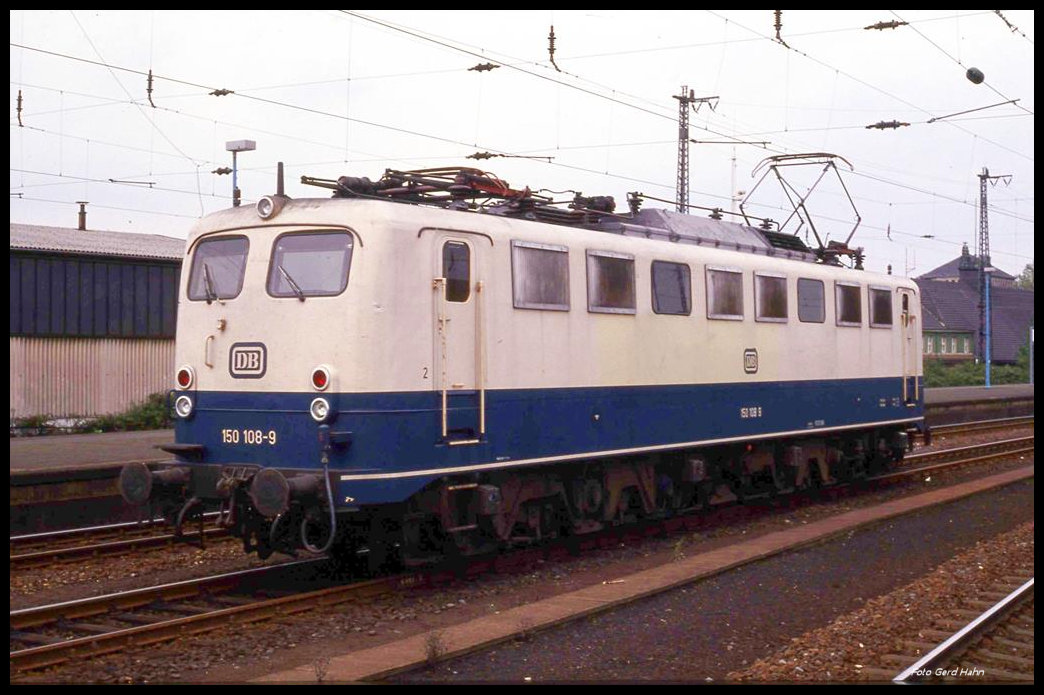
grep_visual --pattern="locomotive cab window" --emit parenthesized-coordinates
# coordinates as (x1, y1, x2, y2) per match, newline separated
(869, 286, 893, 328)
(267, 231, 353, 298)
(651, 261, 691, 315)
(706, 267, 743, 320)
(835, 282, 862, 327)
(187, 235, 249, 302)
(442, 241, 470, 302)
(587, 250, 636, 314)
(511, 240, 569, 311)
(797, 278, 825, 323)
(754, 272, 787, 322)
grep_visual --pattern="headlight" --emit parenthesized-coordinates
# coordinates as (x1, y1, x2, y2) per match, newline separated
(174, 395, 194, 418)
(309, 397, 331, 423)
(256, 195, 285, 220)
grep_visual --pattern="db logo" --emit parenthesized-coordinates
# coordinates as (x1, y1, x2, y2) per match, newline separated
(229, 343, 267, 379)
(743, 348, 758, 374)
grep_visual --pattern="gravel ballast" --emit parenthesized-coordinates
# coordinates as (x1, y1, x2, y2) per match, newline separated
(391, 478, 1033, 683)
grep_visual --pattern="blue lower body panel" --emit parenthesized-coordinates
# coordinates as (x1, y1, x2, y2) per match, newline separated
(175, 377, 923, 505)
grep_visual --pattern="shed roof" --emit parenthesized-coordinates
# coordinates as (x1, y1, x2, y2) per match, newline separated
(10, 223, 185, 261)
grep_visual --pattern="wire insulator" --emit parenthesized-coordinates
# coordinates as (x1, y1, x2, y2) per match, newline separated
(548, 25, 561, 72)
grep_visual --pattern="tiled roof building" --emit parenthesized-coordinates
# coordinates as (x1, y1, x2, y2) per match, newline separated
(916, 244, 1033, 364)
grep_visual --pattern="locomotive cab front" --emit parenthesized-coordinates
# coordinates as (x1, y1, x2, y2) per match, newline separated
(120, 196, 381, 560)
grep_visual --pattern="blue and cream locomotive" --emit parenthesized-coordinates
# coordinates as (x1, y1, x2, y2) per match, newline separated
(119, 166, 924, 565)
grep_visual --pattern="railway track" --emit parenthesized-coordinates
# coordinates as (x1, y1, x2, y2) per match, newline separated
(10, 435, 1033, 677)
(10, 514, 230, 571)
(883, 577, 1034, 683)
(925, 415, 1034, 441)
(9, 559, 406, 674)
(895, 435, 1034, 473)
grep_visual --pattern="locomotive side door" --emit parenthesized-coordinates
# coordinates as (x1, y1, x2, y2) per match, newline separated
(432, 234, 486, 444)
(899, 288, 919, 405)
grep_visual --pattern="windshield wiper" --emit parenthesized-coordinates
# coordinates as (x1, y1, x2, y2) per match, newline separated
(279, 265, 306, 302)
(202, 262, 218, 305)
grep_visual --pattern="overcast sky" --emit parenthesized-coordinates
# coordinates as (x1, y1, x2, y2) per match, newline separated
(10, 10, 1035, 278)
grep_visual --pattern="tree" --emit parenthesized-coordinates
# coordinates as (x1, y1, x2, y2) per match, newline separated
(1015, 263, 1034, 290)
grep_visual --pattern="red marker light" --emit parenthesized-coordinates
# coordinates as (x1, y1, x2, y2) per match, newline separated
(311, 367, 329, 391)
(176, 367, 194, 389)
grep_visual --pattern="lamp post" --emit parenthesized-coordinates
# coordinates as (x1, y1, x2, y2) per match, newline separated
(984, 266, 994, 388)
(225, 139, 256, 207)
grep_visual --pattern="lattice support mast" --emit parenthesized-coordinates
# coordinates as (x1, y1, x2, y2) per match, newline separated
(673, 87, 719, 214)
(977, 167, 1010, 360)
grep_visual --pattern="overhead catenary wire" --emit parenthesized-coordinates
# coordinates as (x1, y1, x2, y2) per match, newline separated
(707, 11, 1033, 162)
(16, 93, 1029, 229)
(11, 13, 1028, 165)
(992, 10, 1033, 44)
(67, 11, 199, 168)
(9, 10, 1032, 269)
(889, 10, 1033, 116)
(12, 61, 1027, 208)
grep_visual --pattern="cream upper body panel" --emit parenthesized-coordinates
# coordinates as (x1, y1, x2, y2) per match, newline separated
(174, 198, 922, 393)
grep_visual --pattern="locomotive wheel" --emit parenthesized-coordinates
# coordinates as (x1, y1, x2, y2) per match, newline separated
(656, 474, 680, 511)
(772, 462, 795, 493)
(694, 479, 715, 509)
(544, 498, 571, 539)
(254, 525, 275, 560)
(363, 515, 403, 575)
(364, 540, 399, 575)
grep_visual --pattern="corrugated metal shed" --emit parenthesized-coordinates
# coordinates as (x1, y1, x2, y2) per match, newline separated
(10, 224, 183, 339)
(10, 223, 185, 418)
(10, 337, 175, 419)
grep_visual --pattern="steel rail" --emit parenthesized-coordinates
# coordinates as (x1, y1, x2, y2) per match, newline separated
(928, 415, 1033, 438)
(897, 436, 1033, 472)
(11, 512, 221, 553)
(10, 528, 230, 570)
(893, 578, 1034, 683)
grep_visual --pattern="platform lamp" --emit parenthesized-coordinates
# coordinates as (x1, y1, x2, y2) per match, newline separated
(983, 266, 994, 388)
(226, 139, 256, 207)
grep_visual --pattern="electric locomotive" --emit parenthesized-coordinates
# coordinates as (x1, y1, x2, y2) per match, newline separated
(119, 163, 924, 566)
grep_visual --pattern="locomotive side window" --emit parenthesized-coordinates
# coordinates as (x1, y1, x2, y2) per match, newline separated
(754, 272, 787, 322)
(651, 261, 691, 315)
(267, 231, 353, 298)
(187, 235, 249, 302)
(442, 241, 470, 302)
(706, 267, 743, 320)
(511, 240, 569, 311)
(835, 282, 862, 326)
(587, 250, 636, 314)
(797, 278, 825, 323)
(869, 286, 893, 328)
